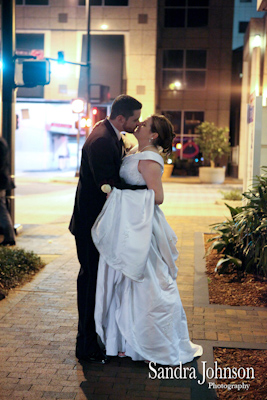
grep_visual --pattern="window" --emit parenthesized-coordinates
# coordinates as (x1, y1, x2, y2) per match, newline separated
(162, 110, 204, 162)
(184, 111, 204, 134)
(105, 0, 128, 4)
(164, 0, 209, 28)
(79, 0, 128, 5)
(162, 49, 206, 90)
(16, 0, 49, 4)
(239, 21, 249, 33)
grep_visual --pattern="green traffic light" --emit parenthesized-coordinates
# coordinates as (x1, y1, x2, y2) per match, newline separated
(57, 51, 65, 64)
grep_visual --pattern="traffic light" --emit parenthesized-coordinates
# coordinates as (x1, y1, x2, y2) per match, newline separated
(57, 51, 65, 64)
(22, 60, 50, 87)
(89, 84, 110, 103)
(91, 107, 107, 126)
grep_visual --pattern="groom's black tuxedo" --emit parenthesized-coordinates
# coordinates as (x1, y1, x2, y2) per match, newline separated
(69, 118, 123, 237)
(69, 118, 142, 358)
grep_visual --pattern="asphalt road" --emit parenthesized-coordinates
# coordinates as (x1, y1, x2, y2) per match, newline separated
(13, 171, 242, 227)
(15, 175, 77, 225)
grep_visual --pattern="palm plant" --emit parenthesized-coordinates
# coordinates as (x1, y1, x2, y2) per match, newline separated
(208, 167, 267, 278)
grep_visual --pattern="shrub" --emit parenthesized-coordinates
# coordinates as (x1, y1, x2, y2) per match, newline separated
(208, 168, 267, 277)
(219, 189, 243, 201)
(0, 247, 45, 296)
(195, 121, 231, 168)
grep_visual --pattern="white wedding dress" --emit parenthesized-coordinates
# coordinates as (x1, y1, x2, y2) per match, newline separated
(92, 151, 203, 365)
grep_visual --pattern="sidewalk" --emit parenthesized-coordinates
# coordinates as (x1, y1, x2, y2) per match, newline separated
(0, 174, 266, 400)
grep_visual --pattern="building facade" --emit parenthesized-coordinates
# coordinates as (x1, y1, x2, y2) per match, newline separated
(233, 0, 265, 50)
(12, 0, 158, 170)
(156, 0, 234, 175)
(2, 0, 234, 172)
(238, 10, 267, 187)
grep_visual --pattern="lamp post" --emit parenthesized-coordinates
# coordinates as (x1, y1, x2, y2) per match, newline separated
(71, 98, 85, 178)
(2, 0, 16, 226)
(86, 0, 91, 126)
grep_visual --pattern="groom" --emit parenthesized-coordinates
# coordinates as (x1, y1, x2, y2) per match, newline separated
(69, 94, 142, 363)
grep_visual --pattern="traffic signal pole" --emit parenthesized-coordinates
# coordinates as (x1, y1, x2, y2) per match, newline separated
(1, 0, 16, 226)
(86, 0, 91, 128)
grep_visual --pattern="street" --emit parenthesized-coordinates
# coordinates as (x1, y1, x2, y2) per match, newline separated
(14, 172, 242, 227)
(15, 174, 77, 225)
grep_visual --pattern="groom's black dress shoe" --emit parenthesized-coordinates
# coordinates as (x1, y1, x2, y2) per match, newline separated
(76, 349, 110, 364)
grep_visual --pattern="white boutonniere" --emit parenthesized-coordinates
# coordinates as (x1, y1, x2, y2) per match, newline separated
(101, 184, 112, 194)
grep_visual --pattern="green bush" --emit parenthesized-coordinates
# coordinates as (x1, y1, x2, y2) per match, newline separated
(208, 168, 267, 278)
(195, 121, 231, 168)
(219, 189, 243, 201)
(0, 247, 45, 296)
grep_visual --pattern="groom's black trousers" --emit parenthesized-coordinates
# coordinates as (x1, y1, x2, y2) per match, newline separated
(75, 233, 100, 356)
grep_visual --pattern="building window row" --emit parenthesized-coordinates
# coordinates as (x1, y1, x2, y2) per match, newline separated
(162, 49, 207, 90)
(78, 0, 128, 5)
(16, 0, 49, 4)
(164, 0, 209, 28)
(16, 0, 128, 5)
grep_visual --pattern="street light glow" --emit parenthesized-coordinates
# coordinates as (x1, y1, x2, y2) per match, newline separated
(169, 81, 182, 90)
(71, 99, 84, 114)
(253, 34, 261, 48)
(81, 116, 92, 128)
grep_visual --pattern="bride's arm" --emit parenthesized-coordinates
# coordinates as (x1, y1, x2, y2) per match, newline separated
(138, 160, 163, 204)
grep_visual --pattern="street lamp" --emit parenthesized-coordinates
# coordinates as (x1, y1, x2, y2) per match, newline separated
(72, 98, 85, 178)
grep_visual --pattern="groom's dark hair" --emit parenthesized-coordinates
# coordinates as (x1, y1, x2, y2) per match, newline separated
(110, 94, 142, 120)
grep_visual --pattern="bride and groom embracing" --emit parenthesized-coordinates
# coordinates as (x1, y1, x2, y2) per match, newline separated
(69, 94, 203, 365)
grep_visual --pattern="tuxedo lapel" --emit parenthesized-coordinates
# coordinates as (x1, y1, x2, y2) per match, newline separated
(120, 137, 126, 158)
(104, 118, 124, 158)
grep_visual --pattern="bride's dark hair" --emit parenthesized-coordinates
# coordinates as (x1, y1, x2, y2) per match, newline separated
(150, 114, 175, 154)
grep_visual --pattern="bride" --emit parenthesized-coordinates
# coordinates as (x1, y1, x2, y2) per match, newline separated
(92, 114, 203, 365)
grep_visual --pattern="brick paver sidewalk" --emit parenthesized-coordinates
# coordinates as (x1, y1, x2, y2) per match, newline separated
(0, 201, 266, 399)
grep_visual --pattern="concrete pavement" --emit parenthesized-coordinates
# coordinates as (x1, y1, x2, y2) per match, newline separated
(0, 172, 266, 400)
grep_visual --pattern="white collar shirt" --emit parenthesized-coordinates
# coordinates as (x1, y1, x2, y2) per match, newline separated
(109, 120, 122, 141)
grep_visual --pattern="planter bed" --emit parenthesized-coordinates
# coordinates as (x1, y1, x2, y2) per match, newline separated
(204, 234, 267, 308)
(194, 233, 267, 399)
(213, 347, 267, 400)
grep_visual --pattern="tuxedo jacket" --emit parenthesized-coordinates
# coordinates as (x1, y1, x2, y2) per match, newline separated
(69, 118, 141, 238)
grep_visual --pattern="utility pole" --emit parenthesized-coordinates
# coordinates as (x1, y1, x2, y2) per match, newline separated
(1, 0, 16, 226)
(86, 0, 91, 126)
